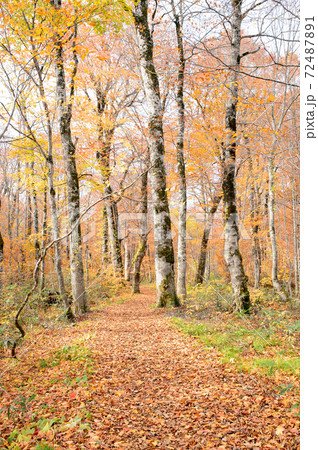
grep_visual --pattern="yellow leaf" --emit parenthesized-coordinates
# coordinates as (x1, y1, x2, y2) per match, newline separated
(276, 425, 285, 435)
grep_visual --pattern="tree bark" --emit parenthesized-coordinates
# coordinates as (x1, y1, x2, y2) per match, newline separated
(132, 169, 148, 294)
(52, 7, 87, 313)
(195, 194, 221, 284)
(26, 189, 32, 237)
(246, 143, 262, 289)
(291, 174, 299, 294)
(40, 187, 47, 292)
(222, 0, 250, 313)
(28, 20, 74, 320)
(31, 161, 40, 262)
(96, 90, 123, 274)
(133, 0, 179, 307)
(0, 230, 3, 290)
(268, 154, 288, 301)
(102, 202, 109, 265)
(124, 239, 131, 282)
(171, 0, 187, 300)
(48, 157, 74, 319)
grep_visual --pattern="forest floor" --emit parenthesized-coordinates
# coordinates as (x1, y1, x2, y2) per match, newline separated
(0, 286, 300, 449)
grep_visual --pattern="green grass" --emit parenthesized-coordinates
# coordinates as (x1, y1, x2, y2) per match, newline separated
(39, 343, 92, 369)
(171, 316, 299, 376)
(170, 278, 300, 380)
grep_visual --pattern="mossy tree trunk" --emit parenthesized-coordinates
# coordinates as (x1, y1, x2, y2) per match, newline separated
(132, 169, 148, 294)
(171, 0, 187, 300)
(246, 140, 262, 289)
(102, 202, 109, 266)
(133, 0, 179, 307)
(47, 156, 74, 319)
(195, 194, 221, 285)
(29, 40, 74, 320)
(30, 161, 40, 263)
(222, 0, 250, 313)
(95, 106, 123, 275)
(52, 3, 87, 314)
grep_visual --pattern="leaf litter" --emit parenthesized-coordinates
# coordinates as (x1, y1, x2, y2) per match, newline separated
(0, 287, 299, 448)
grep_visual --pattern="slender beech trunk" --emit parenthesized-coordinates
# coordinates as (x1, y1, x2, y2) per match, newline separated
(47, 137, 74, 320)
(132, 169, 148, 294)
(171, 0, 187, 299)
(124, 240, 131, 282)
(40, 187, 47, 291)
(250, 194, 262, 289)
(108, 201, 122, 272)
(16, 161, 24, 278)
(30, 36, 74, 320)
(133, 0, 179, 307)
(96, 89, 123, 274)
(52, 6, 87, 313)
(204, 250, 211, 281)
(282, 188, 292, 295)
(31, 161, 40, 262)
(291, 176, 299, 294)
(268, 154, 288, 301)
(102, 165, 122, 273)
(102, 202, 109, 265)
(246, 144, 262, 288)
(48, 155, 74, 319)
(0, 230, 3, 290)
(7, 192, 16, 282)
(222, 0, 250, 312)
(195, 194, 221, 284)
(26, 190, 32, 237)
(85, 229, 90, 284)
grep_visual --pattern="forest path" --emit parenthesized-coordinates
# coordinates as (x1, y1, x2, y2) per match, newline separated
(0, 286, 299, 449)
(78, 286, 298, 449)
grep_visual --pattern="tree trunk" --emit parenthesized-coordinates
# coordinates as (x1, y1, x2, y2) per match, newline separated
(106, 199, 123, 273)
(195, 194, 221, 284)
(85, 241, 90, 284)
(16, 160, 24, 280)
(0, 230, 3, 290)
(132, 169, 148, 294)
(31, 161, 41, 262)
(222, 0, 250, 313)
(53, 13, 87, 314)
(7, 191, 16, 283)
(133, 0, 179, 307)
(268, 154, 288, 301)
(252, 228, 261, 289)
(291, 168, 299, 295)
(29, 17, 74, 320)
(204, 250, 211, 281)
(171, 0, 187, 300)
(124, 240, 131, 282)
(246, 143, 262, 289)
(26, 190, 32, 237)
(47, 156, 74, 320)
(40, 187, 47, 292)
(102, 202, 109, 265)
(96, 91, 123, 274)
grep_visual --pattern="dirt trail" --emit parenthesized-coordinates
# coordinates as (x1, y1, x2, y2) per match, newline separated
(0, 287, 299, 449)
(79, 287, 299, 449)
